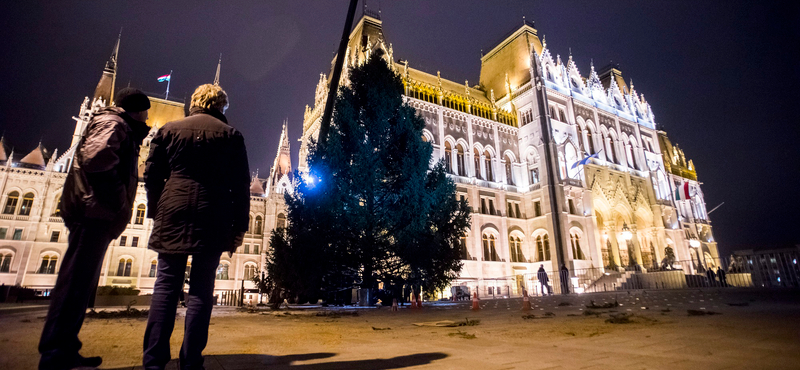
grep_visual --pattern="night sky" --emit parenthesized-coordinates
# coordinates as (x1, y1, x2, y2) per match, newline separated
(1, 1, 798, 254)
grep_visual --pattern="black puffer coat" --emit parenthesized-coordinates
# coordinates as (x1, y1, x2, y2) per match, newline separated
(61, 107, 149, 237)
(144, 107, 250, 254)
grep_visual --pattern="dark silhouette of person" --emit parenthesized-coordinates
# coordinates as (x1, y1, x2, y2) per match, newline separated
(537, 265, 551, 295)
(142, 84, 250, 370)
(717, 266, 727, 287)
(559, 264, 570, 294)
(706, 267, 717, 287)
(39, 88, 151, 370)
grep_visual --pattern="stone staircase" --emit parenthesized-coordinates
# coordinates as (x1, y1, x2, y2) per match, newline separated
(587, 271, 636, 292)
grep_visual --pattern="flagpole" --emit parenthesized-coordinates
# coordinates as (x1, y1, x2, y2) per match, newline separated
(165, 70, 172, 100)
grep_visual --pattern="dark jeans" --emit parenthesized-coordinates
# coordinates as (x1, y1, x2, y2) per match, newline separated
(143, 251, 221, 370)
(39, 220, 113, 370)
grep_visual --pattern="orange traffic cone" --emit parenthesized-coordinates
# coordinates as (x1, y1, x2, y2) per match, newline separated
(521, 289, 532, 311)
(409, 292, 418, 309)
(391, 298, 399, 312)
(416, 293, 423, 309)
(471, 292, 480, 311)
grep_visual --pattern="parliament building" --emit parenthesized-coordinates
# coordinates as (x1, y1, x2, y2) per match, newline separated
(0, 12, 718, 300)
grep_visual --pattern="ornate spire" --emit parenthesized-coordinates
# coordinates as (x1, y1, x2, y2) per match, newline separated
(268, 120, 293, 189)
(93, 31, 121, 105)
(213, 53, 222, 86)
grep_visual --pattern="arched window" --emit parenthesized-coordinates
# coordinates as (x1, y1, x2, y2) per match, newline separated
(509, 236, 524, 263)
(527, 151, 539, 185)
(149, 260, 157, 277)
(255, 216, 263, 234)
(444, 142, 453, 174)
(244, 264, 257, 280)
(52, 195, 62, 217)
(473, 149, 482, 179)
(482, 233, 498, 262)
(216, 263, 229, 280)
(571, 233, 585, 260)
(117, 258, 133, 276)
(565, 143, 579, 179)
(504, 155, 514, 185)
(625, 140, 635, 168)
(3, 191, 19, 214)
(543, 235, 551, 260)
(536, 234, 551, 261)
(558, 152, 567, 179)
(37, 254, 58, 274)
(134, 204, 146, 225)
(18, 193, 34, 216)
(459, 235, 469, 260)
(585, 126, 596, 154)
(576, 125, 585, 153)
(484, 151, 494, 182)
(456, 144, 466, 175)
(605, 134, 616, 164)
(0, 252, 12, 273)
(276, 214, 286, 229)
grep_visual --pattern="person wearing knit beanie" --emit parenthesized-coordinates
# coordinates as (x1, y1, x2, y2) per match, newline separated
(115, 87, 151, 113)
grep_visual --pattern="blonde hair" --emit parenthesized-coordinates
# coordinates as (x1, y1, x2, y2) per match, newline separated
(190, 84, 229, 112)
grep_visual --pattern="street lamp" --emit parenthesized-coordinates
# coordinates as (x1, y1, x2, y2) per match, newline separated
(620, 223, 633, 240)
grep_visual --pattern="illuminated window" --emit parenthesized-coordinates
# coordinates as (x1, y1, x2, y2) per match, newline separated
(509, 236, 524, 263)
(244, 264, 257, 280)
(134, 204, 146, 225)
(216, 263, 229, 280)
(149, 260, 157, 277)
(482, 233, 499, 262)
(484, 150, 494, 181)
(505, 156, 514, 185)
(444, 142, 453, 173)
(254, 216, 263, 234)
(38, 255, 58, 274)
(18, 193, 34, 216)
(0, 252, 12, 273)
(456, 145, 466, 175)
(117, 258, 133, 276)
(3, 191, 19, 214)
(52, 195, 62, 217)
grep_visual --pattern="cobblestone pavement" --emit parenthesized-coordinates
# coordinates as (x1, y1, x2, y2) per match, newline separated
(1, 289, 798, 369)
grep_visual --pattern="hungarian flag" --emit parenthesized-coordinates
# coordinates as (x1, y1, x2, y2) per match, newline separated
(675, 181, 691, 201)
(157, 74, 171, 82)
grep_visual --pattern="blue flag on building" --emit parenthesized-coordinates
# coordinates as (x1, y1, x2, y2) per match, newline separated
(571, 152, 600, 169)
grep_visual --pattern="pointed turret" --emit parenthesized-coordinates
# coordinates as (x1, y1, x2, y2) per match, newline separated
(249, 176, 265, 196)
(268, 121, 293, 194)
(213, 54, 222, 86)
(18, 143, 51, 170)
(93, 31, 121, 105)
(0, 136, 9, 163)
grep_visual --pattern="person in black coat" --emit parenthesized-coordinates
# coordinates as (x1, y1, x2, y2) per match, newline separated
(142, 84, 250, 370)
(706, 267, 717, 287)
(537, 265, 551, 296)
(39, 88, 151, 370)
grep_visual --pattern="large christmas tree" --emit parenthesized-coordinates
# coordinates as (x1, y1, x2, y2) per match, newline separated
(267, 53, 471, 304)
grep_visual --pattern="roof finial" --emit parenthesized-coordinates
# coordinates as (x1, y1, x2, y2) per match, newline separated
(213, 53, 222, 86)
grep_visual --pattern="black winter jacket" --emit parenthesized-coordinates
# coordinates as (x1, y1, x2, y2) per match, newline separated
(144, 107, 250, 254)
(61, 107, 149, 237)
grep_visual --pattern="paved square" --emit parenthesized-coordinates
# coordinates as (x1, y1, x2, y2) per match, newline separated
(1, 289, 798, 369)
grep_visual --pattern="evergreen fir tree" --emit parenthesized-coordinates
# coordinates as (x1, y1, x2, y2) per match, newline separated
(267, 52, 470, 304)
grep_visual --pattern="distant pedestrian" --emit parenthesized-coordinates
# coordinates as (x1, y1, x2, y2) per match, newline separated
(39, 88, 151, 370)
(717, 266, 728, 287)
(559, 264, 570, 294)
(706, 268, 717, 287)
(142, 84, 250, 370)
(537, 266, 551, 296)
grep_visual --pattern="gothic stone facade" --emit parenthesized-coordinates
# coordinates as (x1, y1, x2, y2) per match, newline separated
(298, 15, 718, 296)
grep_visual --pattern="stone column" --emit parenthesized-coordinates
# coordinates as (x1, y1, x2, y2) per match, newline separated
(631, 226, 644, 268)
(605, 225, 621, 269)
